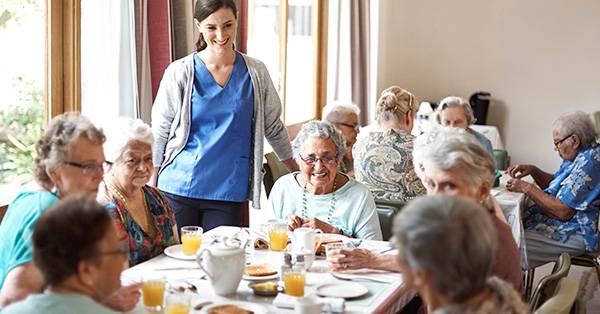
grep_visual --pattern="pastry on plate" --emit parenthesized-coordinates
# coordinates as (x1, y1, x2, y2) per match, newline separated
(244, 264, 277, 277)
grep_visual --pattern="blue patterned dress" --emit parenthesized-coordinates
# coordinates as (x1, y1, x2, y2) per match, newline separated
(523, 145, 600, 252)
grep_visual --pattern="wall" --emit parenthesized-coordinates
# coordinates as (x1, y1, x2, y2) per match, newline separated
(376, 0, 600, 170)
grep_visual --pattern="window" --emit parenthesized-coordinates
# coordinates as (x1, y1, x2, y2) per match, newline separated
(246, 0, 327, 125)
(0, 0, 46, 205)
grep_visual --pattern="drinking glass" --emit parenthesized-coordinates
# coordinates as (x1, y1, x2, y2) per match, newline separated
(181, 226, 203, 255)
(283, 271, 306, 297)
(142, 274, 166, 310)
(325, 243, 346, 270)
(266, 222, 289, 251)
(165, 291, 191, 314)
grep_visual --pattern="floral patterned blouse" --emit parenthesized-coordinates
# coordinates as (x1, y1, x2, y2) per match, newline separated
(98, 183, 178, 266)
(523, 145, 600, 252)
(353, 129, 426, 202)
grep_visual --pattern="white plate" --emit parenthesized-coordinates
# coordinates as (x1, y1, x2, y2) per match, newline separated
(243, 273, 279, 281)
(163, 244, 196, 261)
(200, 301, 268, 314)
(316, 282, 369, 299)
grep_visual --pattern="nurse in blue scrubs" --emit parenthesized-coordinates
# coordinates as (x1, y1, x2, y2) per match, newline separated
(151, 0, 297, 231)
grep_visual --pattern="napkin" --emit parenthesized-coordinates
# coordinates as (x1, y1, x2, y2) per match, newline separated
(273, 293, 345, 313)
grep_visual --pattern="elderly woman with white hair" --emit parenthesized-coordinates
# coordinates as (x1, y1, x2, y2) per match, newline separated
(435, 96, 494, 157)
(353, 86, 426, 202)
(322, 102, 361, 176)
(507, 111, 600, 269)
(268, 120, 382, 240)
(331, 127, 522, 289)
(393, 195, 528, 314)
(98, 118, 178, 266)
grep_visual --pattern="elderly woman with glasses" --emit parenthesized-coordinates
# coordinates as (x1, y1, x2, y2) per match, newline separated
(98, 118, 178, 266)
(435, 96, 494, 158)
(353, 86, 426, 202)
(507, 111, 600, 269)
(331, 127, 522, 289)
(393, 195, 528, 314)
(3, 195, 129, 314)
(322, 102, 361, 176)
(0, 113, 140, 311)
(268, 120, 382, 240)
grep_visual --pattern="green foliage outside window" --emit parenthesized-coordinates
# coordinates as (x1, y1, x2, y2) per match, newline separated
(0, 78, 44, 185)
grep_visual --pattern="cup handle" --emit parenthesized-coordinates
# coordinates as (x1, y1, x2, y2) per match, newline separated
(197, 249, 213, 281)
(314, 229, 323, 251)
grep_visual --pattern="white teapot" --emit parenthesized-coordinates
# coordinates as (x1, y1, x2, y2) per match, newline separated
(197, 241, 245, 296)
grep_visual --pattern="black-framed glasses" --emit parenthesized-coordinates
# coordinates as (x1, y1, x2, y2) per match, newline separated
(553, 134, 573, 147)
(299, 154, 337, 165)
(335, 122, 361, 131)
(62, 161, 107, 176)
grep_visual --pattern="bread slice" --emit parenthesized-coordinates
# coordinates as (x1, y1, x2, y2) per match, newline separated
(208, 304, 254, 314)
(244, 264, 277, 277)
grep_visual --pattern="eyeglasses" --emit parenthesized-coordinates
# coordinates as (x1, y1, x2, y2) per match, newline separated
(299, 154, 337, 165)
(553, 134, 573, 147)
(335, 122, 360, 131)
(63, 161, 106, 177)
(93, 242, 129, 259)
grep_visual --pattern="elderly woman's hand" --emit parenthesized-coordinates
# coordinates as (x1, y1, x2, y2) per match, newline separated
(102, 282, 142, 312)
(506, 164, 536, 179)
(329, 248, 375, 270)
(506, 178, 533, 194)
(285, 214, 304, 230)
(301, 217, 339, 234)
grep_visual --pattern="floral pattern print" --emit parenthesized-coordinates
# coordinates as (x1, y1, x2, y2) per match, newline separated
(99, 183, 178, 265)
(353, 129, 426, 202)
(523, 145, 600, 252)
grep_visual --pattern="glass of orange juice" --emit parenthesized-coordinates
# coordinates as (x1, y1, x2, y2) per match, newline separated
(181, 226, 203, 255)
(283, 271, 305, 297)
(142, 274, 166, 310)
(267, 222, 289, 251)
(165, 291, 190, 314)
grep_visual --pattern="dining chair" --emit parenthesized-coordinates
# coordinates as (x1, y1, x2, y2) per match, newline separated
(374, 199, 406, 241)
(533, 277, 579, 314)
(0, 204, 7, 224)
(529, 252, 572, 312)
(263, 152, 291, 198)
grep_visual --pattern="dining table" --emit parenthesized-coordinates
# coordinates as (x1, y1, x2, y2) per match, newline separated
(492, 172, 532, 250)
(122, 226, 414, 314)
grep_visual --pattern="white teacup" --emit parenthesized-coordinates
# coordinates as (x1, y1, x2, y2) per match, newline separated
(291, 227, 323, 253)
(295, 296, 323, 314)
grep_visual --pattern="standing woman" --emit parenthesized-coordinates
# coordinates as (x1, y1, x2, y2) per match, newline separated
(151, 0, 296, 231)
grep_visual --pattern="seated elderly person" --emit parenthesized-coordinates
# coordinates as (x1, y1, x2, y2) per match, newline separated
(332, 127, 522, 289)
(353, 86, 426, 202)
(507, 111, 600, 269)
(393, 195, 528, 314)
(2, 195, 128, 314)
(268, 120, 382, 240)
(322, 102, 361, 176)
(435, 96, 494, 158)
(98, 118, 178, 266)
(0, 113, 139, 310)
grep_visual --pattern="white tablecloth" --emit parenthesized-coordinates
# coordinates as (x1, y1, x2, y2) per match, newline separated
(122, 226, 414, 314)
(492, 174, 530, 249)
(471, 125, 505, 150)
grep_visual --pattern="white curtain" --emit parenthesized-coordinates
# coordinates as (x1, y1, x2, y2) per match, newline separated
(81, 0, 140, 127)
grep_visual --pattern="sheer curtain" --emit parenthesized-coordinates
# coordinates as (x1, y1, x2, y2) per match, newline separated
(81, 0, 139, 127)
(327, 0, 371, 125)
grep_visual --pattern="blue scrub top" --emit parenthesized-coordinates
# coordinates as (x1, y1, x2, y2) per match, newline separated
(158, 52, 254, 202)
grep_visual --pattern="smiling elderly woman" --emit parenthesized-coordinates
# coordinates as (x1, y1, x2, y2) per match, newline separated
(507, 111, 600, 269)
(268, 120, 382, 240)
(98, 118, 178, 266)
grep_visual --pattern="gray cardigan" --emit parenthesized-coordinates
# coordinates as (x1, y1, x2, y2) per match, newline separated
(151, 52, 293, 209)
